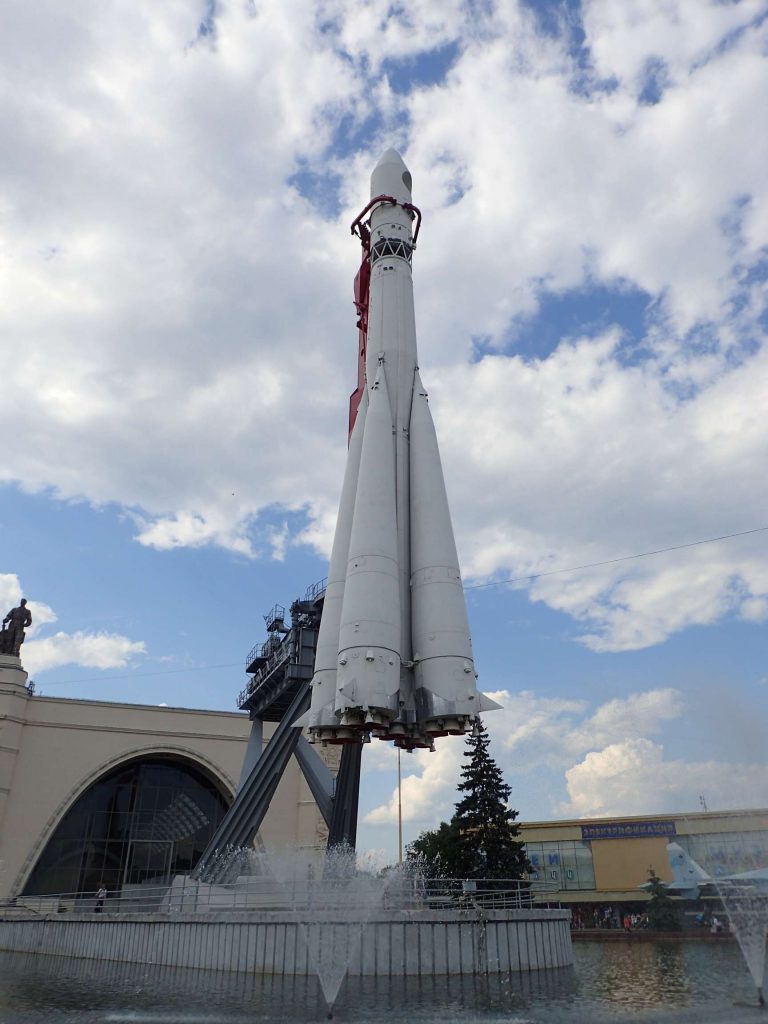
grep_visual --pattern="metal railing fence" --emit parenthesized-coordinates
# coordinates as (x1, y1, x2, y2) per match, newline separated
(1, 876, 559, 917)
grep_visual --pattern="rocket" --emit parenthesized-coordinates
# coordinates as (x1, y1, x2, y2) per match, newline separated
(298, 150, 500, 750)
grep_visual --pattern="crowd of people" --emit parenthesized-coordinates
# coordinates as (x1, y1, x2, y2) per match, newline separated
(695, 910, 726, 933)
(569, 906, 650, 930)
(570, 904, 729, 933)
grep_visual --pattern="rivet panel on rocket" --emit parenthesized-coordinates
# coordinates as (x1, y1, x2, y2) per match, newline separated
(299, 149, 500, 749)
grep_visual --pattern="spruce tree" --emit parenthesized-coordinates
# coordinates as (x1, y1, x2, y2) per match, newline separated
(451, 719, 529, 879)
(406, 719, 529, 879)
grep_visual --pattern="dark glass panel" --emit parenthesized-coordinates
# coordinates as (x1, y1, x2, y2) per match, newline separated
(22, 757, 229, 896)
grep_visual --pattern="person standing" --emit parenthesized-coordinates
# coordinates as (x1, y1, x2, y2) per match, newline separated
(95, 885, 107, 913)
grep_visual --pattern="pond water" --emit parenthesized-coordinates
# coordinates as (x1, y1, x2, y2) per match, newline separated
(0, 941, 763, 1024)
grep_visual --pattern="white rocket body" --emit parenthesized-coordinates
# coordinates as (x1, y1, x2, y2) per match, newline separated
(301, 150, 499, 748)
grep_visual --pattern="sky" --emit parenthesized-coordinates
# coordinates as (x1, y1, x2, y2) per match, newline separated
(1, 0, 767, 863)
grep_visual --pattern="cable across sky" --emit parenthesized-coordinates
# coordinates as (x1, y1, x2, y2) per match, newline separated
(463, 525, 768, 591)
(37, 525, 767, 687)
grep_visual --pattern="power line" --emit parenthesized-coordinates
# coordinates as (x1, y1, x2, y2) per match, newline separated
(463, 525, 768, 591)
(33, 525, 768, 684)
(37, 662, 242, 687)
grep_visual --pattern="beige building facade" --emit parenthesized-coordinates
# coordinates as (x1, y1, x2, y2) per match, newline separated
(520, 807, 768, 906)
(0, 654, 327, 899)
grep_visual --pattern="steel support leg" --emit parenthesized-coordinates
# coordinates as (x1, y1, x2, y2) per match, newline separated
(236, 718, 263, 792)
(194, 683, 310, 880)
(327, 742, 363, 850)
(294, 736, 334, 827)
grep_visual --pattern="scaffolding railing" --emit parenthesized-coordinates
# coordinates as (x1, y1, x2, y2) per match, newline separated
(304, 577, 327, 603)
(264, 605, 287, 632)
(239, 635, 296, 707)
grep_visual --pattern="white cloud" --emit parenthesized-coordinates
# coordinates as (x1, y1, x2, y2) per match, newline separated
(364, 688, 684, 823)
(364, 687, 689, 828)
(406, 10, 768, 346)
(24, 631, 146, 676)
(495, 687, 685, 764)
(133, 510, 254, 557)
(362, 740, 399, 775)
(365, 684, 768, 834)
(741, 597, 768, 623)
(435, 335, 768, 651)
(561, 737, 768, 818)
(575, 688, 684, 741)
(265, 520, 290, 562)
(363, 736, 465, 825)
(322, 0, 468, 72)
(0, 0, 361, 559)
(0, 574, 57, 636)
(0, 574, 144, 676)
(582, 0, 765, 92)
(1, 0, 767, 655)
(488, 690, 589, 765)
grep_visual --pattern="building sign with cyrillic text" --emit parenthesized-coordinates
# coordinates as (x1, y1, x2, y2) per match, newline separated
(581, 821, 677, 840)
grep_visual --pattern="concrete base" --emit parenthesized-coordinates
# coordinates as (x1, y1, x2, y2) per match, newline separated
(0, 908, 572, 975)
(0, 654, 28, 687)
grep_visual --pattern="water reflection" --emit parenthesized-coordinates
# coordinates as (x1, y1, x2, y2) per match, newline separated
(575, 942, 691, 1008)
(0, 942, 762, 1024)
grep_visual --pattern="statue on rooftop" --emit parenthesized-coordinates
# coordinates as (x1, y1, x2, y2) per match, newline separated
(0, 599, 32, 657)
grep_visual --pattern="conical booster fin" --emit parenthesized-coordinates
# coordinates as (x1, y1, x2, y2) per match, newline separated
(410, 372, 489, 735)
(335, 364, 401, 729)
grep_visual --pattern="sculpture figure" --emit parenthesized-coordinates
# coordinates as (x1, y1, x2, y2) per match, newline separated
(0, 599, 32, 657)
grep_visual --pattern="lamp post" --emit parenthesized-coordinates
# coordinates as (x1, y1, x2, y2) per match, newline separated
(398, 748, 403, 864)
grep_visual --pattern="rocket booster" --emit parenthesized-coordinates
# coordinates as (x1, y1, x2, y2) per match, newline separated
(300, 150, 500, 749)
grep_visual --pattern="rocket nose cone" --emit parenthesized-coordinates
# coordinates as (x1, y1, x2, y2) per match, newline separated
(375, 147, 407, 170)
(371, 148, 412, 203)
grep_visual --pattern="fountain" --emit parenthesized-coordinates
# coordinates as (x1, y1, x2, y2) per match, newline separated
(672, 834, 768, 1008)
(207, 845, 544, 1015)
(712, 880, 768, 1007)
(254, 844, 396, 1017)
(166, 843, 423, 1014)
(0, 846, 572, 990)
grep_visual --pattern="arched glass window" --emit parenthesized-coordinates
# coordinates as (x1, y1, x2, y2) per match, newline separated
(23, 757, 229, 896)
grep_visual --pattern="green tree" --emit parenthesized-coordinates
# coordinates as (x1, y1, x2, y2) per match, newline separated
(406, 719, 530, 880)
(406, 821, 462, 878)
(452, 719, 529, 879)
(645, 867, 681, 931)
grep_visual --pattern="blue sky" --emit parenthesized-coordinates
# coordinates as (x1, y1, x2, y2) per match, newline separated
(2, 0, 767, 862)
